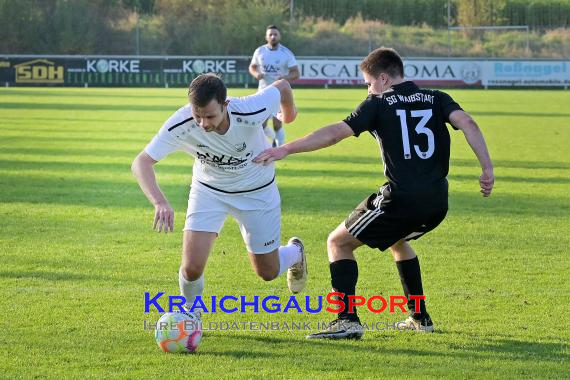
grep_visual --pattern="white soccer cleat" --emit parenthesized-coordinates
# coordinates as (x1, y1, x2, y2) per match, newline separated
(306, 318, 364, 340)
(287, 237, 307, 294)
(400, 315, 434, 333)
(181, 309, 202, 323)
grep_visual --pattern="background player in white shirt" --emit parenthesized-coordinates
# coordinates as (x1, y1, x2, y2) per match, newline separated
(249, 25, 299, 147)
(131, 74, 307, 320)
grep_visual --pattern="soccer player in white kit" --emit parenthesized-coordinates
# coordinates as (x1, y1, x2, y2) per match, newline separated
(131, 74, 308, 320)
(249, 25, 299, 147)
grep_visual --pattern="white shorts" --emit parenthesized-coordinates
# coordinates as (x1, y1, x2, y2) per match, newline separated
(184, 181, 281, 254)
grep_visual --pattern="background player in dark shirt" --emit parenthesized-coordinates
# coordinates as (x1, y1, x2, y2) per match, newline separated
(254, 47, 494, 339)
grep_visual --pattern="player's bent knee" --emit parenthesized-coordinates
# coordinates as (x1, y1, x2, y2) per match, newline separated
(390, 239, 404, 250)
(327, 232, 338, 250)
(180, 263, 204, 281)
(256, 268, 279, 281)
(389, 239, 409, 253)
(327, 230, 350, 251)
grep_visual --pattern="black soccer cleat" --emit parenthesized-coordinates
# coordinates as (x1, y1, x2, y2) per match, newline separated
(306, 318, 364, 340)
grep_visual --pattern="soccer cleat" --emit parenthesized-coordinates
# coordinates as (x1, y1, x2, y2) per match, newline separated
(400, 315, 434, 333)
(306, 318, 364, 340)
(180, 309, 202, 322)
(287, 237, 308, 294)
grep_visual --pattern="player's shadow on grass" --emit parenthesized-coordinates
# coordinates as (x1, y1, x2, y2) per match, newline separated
(278, 167, 570, 185)
(196, 348, 275, 359)
(6, 154, 570, 190)
(289, 155, 570, 171)
(2, 134, 150, 144)
(1, 101, 182, 113)
(211, 332, 567, 363)
(0, 146, 139, 158)
(470, 110, 570, 118)
(450, 158, 570, 170)
(1, 169, 569, 216)
(1, 117, 164, 126)
(298, 106, 355, 114)
(458, 338, 567, 362)
(297, 107, 570, 118)
(0, 270, 103, 282)
(450, 174, 570, 185)
(0, 89, 184, 100)
(1, 101, 355, 115)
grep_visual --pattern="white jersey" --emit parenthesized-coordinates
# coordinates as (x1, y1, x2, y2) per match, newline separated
(145, 86, 281, 193)
(251, 44, 297, 90)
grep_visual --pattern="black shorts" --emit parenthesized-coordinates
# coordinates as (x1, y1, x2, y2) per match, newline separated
(344, 183, 448, 251)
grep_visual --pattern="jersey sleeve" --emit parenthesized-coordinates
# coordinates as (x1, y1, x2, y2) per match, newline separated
(241, 86, 281, 119)
(343, 96, 379, 137)
(144, 111, 186, 161)
(250, 48, 261, 66)
(287, 52, 298, 68)
(436, 90, 463, 127)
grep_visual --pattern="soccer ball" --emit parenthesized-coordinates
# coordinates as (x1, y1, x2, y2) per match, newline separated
(154, 312, 202, 353)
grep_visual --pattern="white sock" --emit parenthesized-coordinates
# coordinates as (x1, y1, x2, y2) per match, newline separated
(277, 243, 302, 276)
(264, 125, 276, 143)
(275, 128, 285, 146)
(179, 268, 204, 310)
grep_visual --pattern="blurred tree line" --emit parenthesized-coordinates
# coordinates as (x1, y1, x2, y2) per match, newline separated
(297, 0, 570, 29)
(0, 0, 568, 57)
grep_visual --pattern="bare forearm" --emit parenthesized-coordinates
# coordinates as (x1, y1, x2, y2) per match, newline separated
(284, 123, 352, 155)
(462, 123, 493, 172)
(279, 88, 296, 123)
(249, 65, 262, 80)
(272, 79, 297, 123)
(131, 157, 168, 206)
(253, 122, 353, 165)
(449, 110, 494, 196)
(450, 111, 493, 171)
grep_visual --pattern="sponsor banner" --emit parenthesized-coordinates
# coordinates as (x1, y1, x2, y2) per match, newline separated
(298, 59, 568, 87)
(297, 59, 483, 86)
(0, 58, 66, 84)
(482, 61, 570, 87)
(297, 59, 362, 85)
(406, 61, 482, 86)
(1, 56, 568, 87)
(0, 56, 253, 87)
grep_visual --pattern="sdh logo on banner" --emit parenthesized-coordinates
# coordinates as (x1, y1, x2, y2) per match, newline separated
(14, 59, 64, 84)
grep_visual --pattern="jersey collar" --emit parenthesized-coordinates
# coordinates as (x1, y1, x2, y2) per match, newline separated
(391, 81, 419, 92)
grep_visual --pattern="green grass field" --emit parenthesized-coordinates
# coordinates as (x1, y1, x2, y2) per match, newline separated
(1, 86, 569, 379)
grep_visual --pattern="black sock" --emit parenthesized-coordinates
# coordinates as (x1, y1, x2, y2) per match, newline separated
(396, 256, 429, 320)
(330, 259, 359, 322)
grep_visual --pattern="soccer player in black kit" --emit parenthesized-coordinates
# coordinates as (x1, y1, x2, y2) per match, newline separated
(254, 47, 494, 339)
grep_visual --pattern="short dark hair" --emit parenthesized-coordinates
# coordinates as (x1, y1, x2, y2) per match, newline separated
(360, 47, 404, 78)
(188, 73, 227, 108)
(266, 25, 279, 31)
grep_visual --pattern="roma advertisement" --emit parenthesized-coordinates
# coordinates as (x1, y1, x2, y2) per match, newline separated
(1, 56, 568, 88)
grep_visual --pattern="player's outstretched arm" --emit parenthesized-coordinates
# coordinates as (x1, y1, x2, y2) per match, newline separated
(272, 79, 297, 123)
(253, 121, 354, 165)
(131, 151, 174, 232)
(449, 110, 494, 197)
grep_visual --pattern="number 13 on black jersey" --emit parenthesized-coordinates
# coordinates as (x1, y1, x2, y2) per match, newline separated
(343, 81, 463, 190)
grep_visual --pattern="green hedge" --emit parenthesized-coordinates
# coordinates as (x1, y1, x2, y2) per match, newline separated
(504, 0, 570, 28)
(295, 0, 570, 28)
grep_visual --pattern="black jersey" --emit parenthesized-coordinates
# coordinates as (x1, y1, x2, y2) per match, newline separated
(344, 81, 462, 193)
